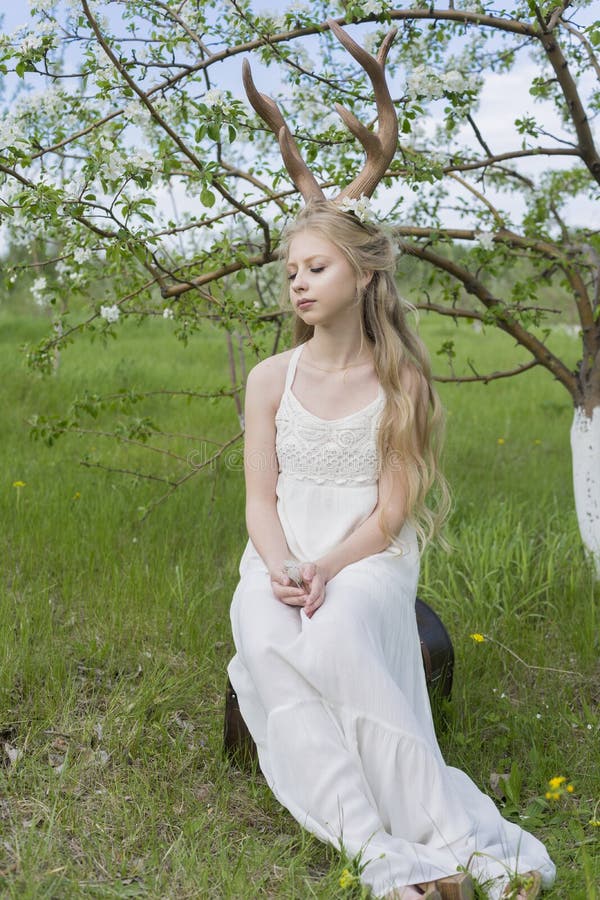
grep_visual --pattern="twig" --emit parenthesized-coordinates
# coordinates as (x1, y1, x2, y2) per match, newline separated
(434, 360, 540, 384)
(484, 634, 580, 677)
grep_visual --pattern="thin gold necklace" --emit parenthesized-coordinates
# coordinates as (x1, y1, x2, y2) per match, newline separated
(304, 343, 373, 374)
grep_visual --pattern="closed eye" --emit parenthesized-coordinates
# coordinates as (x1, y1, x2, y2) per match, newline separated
(287, 266, 325, 281)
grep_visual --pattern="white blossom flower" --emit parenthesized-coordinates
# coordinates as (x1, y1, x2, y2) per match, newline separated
(406, 65, 444, 101)
(100, 304, 120, 323)
(123, 100, 149, 126)
(444, 70, 469, 92)
(31, 276, 48, 306)
(0, 118, 26, 149)
(271, 14, 287, 31)
(19, 33, 45, 54)
(362, 0, 387, 15)
(73, 247, 93, 265)
(162, 307, 174, 319)
(287, 0, 310, 13)
(128, 148, 155, 169)
(204, 88, 226, 109)
(29, 0, 57, 12)
(362, 32, 380, 55)
(475, 231, 495, 250)
(338, 194, 375, 224)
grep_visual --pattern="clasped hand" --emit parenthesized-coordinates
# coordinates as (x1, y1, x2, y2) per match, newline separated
(270, 562, 326, 618)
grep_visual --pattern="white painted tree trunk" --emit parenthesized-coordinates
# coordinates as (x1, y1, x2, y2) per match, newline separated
(570, 406, 600, 576)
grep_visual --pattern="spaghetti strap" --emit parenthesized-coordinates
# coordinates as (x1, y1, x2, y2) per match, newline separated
(283, 344, 304, 393)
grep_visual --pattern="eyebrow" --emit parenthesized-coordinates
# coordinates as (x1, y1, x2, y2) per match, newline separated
(286, 254, 332, 268)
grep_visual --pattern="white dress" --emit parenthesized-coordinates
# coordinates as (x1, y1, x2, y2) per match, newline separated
(228, 344, 555, 899)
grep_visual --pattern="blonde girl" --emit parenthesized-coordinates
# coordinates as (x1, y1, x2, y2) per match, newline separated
(227, 199, 554, 900)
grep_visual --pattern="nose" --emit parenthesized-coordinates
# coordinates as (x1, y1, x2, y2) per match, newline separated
(291, 269, 308, 292)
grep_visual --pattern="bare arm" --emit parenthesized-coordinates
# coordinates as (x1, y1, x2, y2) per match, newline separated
(243, 358, 307, 606)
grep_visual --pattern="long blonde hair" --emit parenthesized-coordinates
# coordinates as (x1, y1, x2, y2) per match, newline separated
(278, 200, 451, 549)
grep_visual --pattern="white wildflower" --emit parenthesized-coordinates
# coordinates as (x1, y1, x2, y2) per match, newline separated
(162, 307, 174, 319)
(475, 231, 495, 251)
(204, 88, 226, 109)
(338, 194, 375, 224)
(100, 304, 120, 323)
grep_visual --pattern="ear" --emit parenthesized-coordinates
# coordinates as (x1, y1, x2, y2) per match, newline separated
(359, 270, 374, 291)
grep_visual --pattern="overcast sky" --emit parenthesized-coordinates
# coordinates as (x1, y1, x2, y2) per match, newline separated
(1, 2, 598, 232)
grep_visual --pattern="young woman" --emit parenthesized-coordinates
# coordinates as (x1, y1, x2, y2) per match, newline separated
(227, 200, 555, 900)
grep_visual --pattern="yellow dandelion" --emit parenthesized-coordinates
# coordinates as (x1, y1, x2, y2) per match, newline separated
(12, 480, 26, 488)
(72, 491, 81, 500)
(567, 784, 574, 793)
(339, 868, 357, 889)
(548, 776, 566, 790)
(470, 633, 485, 643)
(497, 438, 505, 445)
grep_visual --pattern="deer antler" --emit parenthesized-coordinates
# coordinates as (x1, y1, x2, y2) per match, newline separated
(242, 20, 398, 205)
(327, 19, 398, 202)
(242, 59, 325, 203)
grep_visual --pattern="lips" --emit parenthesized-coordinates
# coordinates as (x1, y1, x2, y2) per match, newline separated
(296, 300, 315, 310)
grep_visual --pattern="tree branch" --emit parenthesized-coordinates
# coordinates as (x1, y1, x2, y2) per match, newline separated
(397, 236, 579, 397)
(434, 359, 540, 384)
(535, 14, 600, 184)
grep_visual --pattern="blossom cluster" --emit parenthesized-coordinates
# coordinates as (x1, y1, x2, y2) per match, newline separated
(338, 195, 375, 224)
(406, 65, 476, 101)
(100, 304, 120, 323)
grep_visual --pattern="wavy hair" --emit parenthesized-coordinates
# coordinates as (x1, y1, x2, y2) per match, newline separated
(278, 200, 451, 549)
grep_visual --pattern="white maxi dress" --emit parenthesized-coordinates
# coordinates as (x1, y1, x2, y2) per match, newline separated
(228, 344, 555, 899)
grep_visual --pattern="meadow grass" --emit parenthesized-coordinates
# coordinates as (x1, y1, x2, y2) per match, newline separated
(0, 310, 597, 899)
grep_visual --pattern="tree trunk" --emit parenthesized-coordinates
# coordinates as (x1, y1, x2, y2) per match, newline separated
(570, 406, 600, 576)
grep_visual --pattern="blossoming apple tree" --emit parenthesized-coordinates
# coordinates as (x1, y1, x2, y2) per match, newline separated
(0, 1, 599, 565)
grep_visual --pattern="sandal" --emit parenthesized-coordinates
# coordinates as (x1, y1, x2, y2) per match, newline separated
(419, 873, 475, 900)
(503, 871, 542, 900)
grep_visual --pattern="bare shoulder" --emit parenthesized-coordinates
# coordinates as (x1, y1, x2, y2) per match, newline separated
(245, 348, 296, 409)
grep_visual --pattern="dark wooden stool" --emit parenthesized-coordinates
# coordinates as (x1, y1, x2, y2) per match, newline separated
(224, 596, 454, 766)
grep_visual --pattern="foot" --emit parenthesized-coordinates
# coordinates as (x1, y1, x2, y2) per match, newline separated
(387, 886, 441, 900)
(503, 871, 542, 900)
(427, 873, 475, 900)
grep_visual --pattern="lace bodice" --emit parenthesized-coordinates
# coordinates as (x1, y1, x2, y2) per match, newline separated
(275, 344, 384, 486)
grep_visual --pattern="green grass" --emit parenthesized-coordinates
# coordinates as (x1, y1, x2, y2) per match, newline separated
(0, 310, 597, 899)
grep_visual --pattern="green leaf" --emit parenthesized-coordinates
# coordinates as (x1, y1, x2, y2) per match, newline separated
(200, 187, 215, 208)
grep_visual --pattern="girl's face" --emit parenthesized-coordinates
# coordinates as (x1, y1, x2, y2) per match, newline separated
(286, 231, 370, 326)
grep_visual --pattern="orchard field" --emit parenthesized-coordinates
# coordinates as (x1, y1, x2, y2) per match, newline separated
(0, 310, 597, 898)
